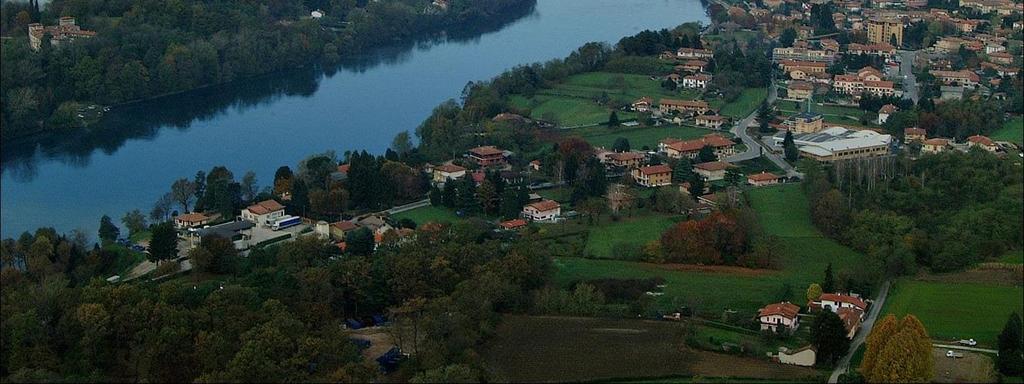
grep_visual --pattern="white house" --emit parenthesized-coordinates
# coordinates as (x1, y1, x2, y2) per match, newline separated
(432, 163, 467, 185)
(758, 302, 801, 333)
(682, 74, 711, 89)
(241, 199, 286, 227)
(174, 212, 210, 230)
(522, 199, 561, 222)
(815, 293, 867, 314)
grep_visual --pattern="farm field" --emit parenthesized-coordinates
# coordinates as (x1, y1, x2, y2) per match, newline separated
(991, 116, 1023, 145)
(882, 278, 1024, 347)
(480, 315, 820, 383)
(572, 124, 720, 150)
(583, 214, 680, 258)
(554, 184, 864, 315)
(390, 205, 460, 225)
(713, 88, 768, 119)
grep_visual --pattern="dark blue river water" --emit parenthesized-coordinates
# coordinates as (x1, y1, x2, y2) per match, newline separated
(1, 0, 707, 238)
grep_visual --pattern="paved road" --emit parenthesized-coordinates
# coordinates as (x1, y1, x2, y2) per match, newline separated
(725, 84, 801, 177)
(828, 280, 893, 383)
(898, 50, 919, 103)
(932, 344, 999, 355)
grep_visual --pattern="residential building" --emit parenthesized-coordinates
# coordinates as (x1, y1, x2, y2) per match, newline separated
(659, 134, 737, 159)
(676, 47, 714, 59)
(241, 199, 286, 227)
(921, 138, 950, 154)
(758, 302, 801, 333)
(814, 293, 868, 314)
(658, 99, 710, 115)
(695, 114, 728, 129)
(867, 18, 902, 46)
(467, 146, 507, 167)
(929, 70, 980, 88)
(967, 135, 998, 152)
(522, 199, 561, 222)
(27, 17, 96, 51)
(682, 74, 712, 89)
(837, 307, 863, 339)
(772, 47, 835, 63)
(748, 172, 781, 186)
(631, 96, 653, 112)
(606, 152, 645, 169)
(175, 213, 211, 230)
(632, 165, 673, 187)
(787, 81, 815, 101)
(432, 163, 466, 185)
(833, 75, 900, 98)
(693, 161, 735, 181)
(499, 219, 528, 231)
(904, 127, 926, 143)
(782, 111, 824, 134)
(877, 104, 897, 125)
(329, 221, 359, 241)
(780, 60, 828, 79)
(771, 127, 892, 162)
(681, 60, 708, 72)
(846, 42, 897, 58)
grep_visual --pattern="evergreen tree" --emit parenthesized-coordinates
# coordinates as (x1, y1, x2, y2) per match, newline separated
(346, 227, 375, 256)
(698, 145, 717, 163)
(608, 111, 620, 127)
(812, 310, 851, 366)
(823, 263, 836, 293)
(98, 215, 120, 243)
(429, 185, 442, 206)
(997, 312, 1024, 375)
(612, 137, 631, 152)
(442, 182, 456, 208)
(783, 130, 800, 162)
(290, 179, 310, 216)
(148, 222, 178, 264)
(672, 158, 694, 183)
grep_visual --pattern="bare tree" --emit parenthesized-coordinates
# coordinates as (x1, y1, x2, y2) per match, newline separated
(240, 171, 258, 203)
(151, 193, 175, 222)
(170, 178, 197, 213)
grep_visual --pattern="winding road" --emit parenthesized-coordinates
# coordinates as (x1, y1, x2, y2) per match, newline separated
(725, 84, 801, 177)
(828, 280, 893, 383)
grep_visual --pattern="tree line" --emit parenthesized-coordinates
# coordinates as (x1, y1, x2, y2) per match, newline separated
(0, 0, 535, 140)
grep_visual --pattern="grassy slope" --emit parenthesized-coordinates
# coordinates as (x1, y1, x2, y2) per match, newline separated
(556, 184, 863, 315)
(583, 214, 679, 258)
(715, 88, 768, 119)
(991, 116, 1023, 145)
(882, 279, 1024, 346)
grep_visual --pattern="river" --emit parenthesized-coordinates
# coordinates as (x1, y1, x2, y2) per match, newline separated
(0, 0, 707, 238)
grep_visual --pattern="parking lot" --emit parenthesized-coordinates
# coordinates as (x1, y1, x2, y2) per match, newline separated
(247, 222, 309, 246)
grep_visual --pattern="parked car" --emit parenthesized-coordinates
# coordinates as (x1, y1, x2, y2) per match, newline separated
(662, 312, 683, 321)
(957, 339, 977, 346)
(945, 350, 964, 358)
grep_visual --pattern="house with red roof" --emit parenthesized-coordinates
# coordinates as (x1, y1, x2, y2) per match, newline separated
(631, 164, 673, 187)
(813, 293, 867, 315)
(758, 302, 801, 333)
(467, 146, 507, 167)
(499, 219, 528, 231)
(241, 199, 286, 227)
(432, 163, 467, 185)
(693, 161, 736, 181)
(659, 134, 737, 160)
(967, 135, 998, 152)
(175, 212, 211, 230)
(747, 172, 781, 187)
(837, 307, 863, 339)
(904, 127, 926, 143)
(523, 199, 561, 222)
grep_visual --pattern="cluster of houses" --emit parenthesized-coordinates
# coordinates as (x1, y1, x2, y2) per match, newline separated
(27, 16, 96, 51)
(904, 128, 1004, 155)
(629, 97, 732, 129)
(759, 292, 869, 367)
(660, 47, 716, 91)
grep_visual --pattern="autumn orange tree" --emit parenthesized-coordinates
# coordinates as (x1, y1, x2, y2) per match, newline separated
(860, 314, 933, 383)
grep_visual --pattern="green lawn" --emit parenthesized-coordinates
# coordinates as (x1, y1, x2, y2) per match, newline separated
(391, 205, 461, 225)
(882, 279, 1024, 347)
(735, 156, 784, 175)
(555, 184, 864, 315)
(509, 94, 616, 127)
(583, 214, 679, 258)
(572, 124, 720, 150)
(536, 186, 572, 204)
(129, 230, 152, 243)
(991, 116, 1023, 145)
(714, 88, 768, 119)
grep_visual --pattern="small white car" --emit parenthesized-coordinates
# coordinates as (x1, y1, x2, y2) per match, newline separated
(946, 350, 964, 358)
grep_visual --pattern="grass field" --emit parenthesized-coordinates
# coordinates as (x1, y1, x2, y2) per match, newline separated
(714, 88, 768, 119)
(991, 116, 1023, 145)
(735, 156, 784, 176)
(882, 279, 1024, 347)
(390, 205, 460, 225)
(999, 249, 1024, 264)
(572, 124, 719, 149)
(554, 184, 864, 316)
(480, 315, 820, 382)
(509, 72, 701, 127)
(583, 214, 680, 258)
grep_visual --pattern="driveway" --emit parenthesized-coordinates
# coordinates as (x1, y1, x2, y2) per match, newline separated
(725, 84, 801, 177)
(828, 280, 893, 383)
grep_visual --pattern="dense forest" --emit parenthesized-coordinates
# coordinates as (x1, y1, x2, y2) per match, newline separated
(801, 149, 1023, 278)
(0, 222, 553, 382)
(0, 0, 534, 139)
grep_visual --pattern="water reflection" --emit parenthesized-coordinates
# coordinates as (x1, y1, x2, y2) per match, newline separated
(0, 0, 538, 181)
